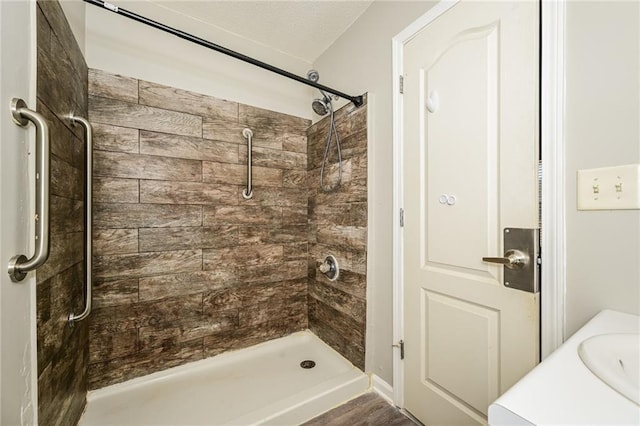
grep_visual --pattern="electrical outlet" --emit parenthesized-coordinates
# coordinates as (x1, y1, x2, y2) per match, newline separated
(577, 164, 640, 210)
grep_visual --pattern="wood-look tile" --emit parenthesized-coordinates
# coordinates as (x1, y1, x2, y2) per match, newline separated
(283, 170, 307, 188)
(92, 123, 139, 153)
(236, 260, 307, 283)
(38, 44, 78, 133)
(94, 151, 202, 182)
(239, 145, 307, 170)
(140, 130, 238, 163)
(93, 249, 203, 279)
(138, 270, 238, 301)
(93, 277, 139, 308)
(303, 393, 414, 426)
(203, 315, 305, 358)
(350, 249, 367, 275)
(313, 268, 366, 300)
(88, 69, 138, 103)
(90, 295, 202, 333)
(89, 96, 202, 137)
(38, 1, 86, 76)
(308, 297, 364, 349)
(139, 80, 238, 121)
(283, 133, 307, 153)
(309, 318, 365, 371)
(37, 232, 83, 283)
(139, 312, 238, 350)
(89, 328, 138, 363)
(88, 338, 203, 390)
(312, 179, 367, 205)
(36, 3, 88, 425)
(239, 294, 306, 327)
(50, 195, 83, 234)
(317, 225, 367, 251)
(93, 177, 139, 204)
(94, 203, 202, 229)
(203, 205, 281, 225)
(36, 5, 51, 56)
(284, 242, 308, 260)
(51, 154, 83, 201)
(37, 99, 84, 168)
(238, 225, 307, 245)
(309, 280, 366, 325)
(93, 229, 139, 255)
(202, 119, 246, 144)
(282, 206, 307, 224)
(239, 104, 309, 134)
(239, 186, 307, 207)
(202, 162, 282, 187)
(203, 244, 283, 269)
(140, 180, 237, 205)
(138, 226, 237, 252)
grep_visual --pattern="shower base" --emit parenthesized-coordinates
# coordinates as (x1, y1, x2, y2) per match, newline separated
(80, 331, 369, 425)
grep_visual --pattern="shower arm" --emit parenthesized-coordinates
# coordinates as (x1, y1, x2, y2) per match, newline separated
(83, 0, 365, 108)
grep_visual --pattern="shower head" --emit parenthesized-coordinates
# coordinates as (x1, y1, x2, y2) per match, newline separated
(312, 97, 330, 116)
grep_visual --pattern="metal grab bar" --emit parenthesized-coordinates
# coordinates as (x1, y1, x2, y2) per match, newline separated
(8, 98, 50, 282)
(242, 128, 254, 200)
(68, 115, 93, 323)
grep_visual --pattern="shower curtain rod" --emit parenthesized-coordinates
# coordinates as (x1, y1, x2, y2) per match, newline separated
(84, 0, 365, 107)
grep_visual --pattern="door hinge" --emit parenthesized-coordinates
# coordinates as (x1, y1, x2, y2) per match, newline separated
(399, 75, 404, 94)
(393, 340, 405, 360)
(399, 208, 404, 227)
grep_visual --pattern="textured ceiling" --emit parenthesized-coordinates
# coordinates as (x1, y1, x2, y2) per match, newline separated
(151, 1, 374, 63)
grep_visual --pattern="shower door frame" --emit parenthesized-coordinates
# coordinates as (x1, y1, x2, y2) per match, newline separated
(391, 0, 567, 407)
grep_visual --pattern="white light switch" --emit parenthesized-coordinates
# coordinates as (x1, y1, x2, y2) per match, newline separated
(577, 164, 640, 210)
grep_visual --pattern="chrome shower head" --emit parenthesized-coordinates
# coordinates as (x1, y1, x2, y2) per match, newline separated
(312, 97, 330, 116)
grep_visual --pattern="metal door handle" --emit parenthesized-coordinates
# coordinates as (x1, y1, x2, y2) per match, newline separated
(68, 115, 93, 323)
(482, 249, 528, 270)
(7, 98, 50, 282)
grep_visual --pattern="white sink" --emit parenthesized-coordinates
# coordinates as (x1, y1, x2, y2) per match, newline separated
(578, 333, 640, 406)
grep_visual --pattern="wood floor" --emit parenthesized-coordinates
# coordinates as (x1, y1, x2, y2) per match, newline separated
(303, 393, 417, 426)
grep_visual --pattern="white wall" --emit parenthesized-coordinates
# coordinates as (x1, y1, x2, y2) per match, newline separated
(59, 0, 85, 54)
(565, 1, 640, 335)
(84, 1, 314, 119)
(313, 1, 437, 386)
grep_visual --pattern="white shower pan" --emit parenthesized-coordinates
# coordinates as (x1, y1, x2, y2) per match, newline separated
(80, 331, 369, 425)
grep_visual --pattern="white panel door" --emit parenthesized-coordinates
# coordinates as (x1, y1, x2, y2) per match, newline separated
(0, 0, 38, 423)
(402, 2, 539, 425)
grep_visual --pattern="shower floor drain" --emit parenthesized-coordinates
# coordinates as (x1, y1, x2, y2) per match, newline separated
(300, 360, 316, 369)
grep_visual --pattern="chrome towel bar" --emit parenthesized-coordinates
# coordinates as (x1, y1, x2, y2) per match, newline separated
(8, 98, 50, 282)
(242, 128, 254, 200)
(68, 115, 93, 323)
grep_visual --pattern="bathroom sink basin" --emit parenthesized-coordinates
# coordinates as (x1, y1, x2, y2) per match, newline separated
(578, 333, 640, 406)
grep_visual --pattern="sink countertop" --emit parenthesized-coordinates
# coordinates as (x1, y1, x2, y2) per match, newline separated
(489, 310, 640, 426)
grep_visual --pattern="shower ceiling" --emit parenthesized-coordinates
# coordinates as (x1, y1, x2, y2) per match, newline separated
(147, 1, 374, 63)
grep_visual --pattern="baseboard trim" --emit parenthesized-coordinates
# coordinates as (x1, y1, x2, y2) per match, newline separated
(372, 374, 394, 405)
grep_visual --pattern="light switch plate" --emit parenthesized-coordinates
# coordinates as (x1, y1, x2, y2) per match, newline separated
(577, 164, 640, 210)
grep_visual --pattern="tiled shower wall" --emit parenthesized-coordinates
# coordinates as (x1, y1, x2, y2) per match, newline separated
(88, 69, 310, 388)
(36, 0, 89, 424)
(307, 99, 368, 370)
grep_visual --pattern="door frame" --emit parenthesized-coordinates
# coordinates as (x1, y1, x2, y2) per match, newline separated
(391, 0, 567, 407)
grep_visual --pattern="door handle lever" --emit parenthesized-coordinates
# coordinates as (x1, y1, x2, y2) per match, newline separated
(482, 249, 528, 270)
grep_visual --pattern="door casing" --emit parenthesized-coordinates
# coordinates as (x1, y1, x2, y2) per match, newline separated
(391, 0, 567, 407)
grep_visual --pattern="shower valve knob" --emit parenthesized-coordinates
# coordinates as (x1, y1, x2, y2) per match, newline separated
(319, 255, 339, 281)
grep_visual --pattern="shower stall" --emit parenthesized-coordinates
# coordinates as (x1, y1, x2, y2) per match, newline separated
(2, 0, 370, 424)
